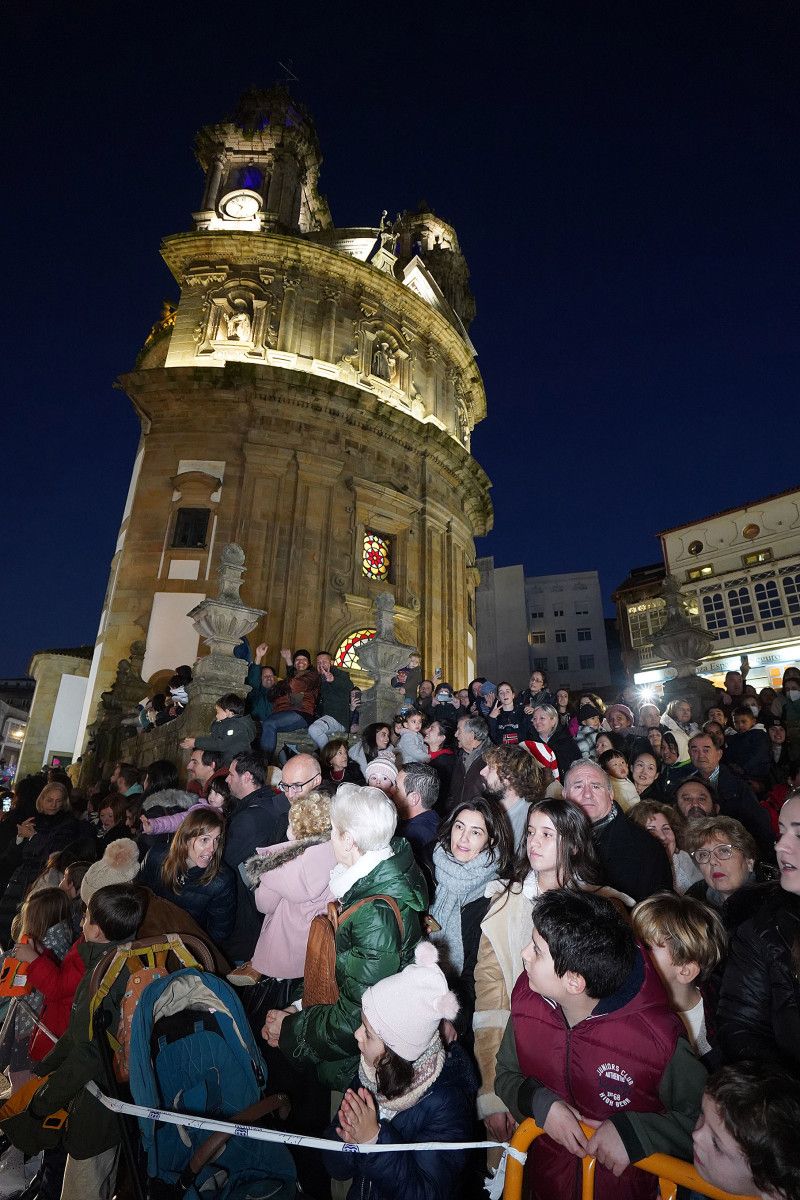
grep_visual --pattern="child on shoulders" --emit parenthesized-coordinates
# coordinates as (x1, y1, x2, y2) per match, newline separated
(396, 709, 429, 765)
(323, 942, 476, 1200)
(141, 776, 230, 837)
(495, 889, 707, 1199)
(598, 748, 640, 812)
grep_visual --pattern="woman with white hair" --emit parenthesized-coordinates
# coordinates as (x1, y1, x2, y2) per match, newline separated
(263, 783, 428, 1093)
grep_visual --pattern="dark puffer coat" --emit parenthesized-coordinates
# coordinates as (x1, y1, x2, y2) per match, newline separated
(138, 842, 236, 946)
(322, 1044, 477, 1200)
(717, 883, 800, 1070)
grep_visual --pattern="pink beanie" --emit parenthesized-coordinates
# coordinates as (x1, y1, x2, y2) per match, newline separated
(361, 941, 459, 1061)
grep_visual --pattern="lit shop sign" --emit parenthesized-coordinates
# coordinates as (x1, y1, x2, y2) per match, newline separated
(634, 644, 800, 686)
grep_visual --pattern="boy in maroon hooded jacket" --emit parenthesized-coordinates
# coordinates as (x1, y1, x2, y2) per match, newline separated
(495, 890, 706, 1200)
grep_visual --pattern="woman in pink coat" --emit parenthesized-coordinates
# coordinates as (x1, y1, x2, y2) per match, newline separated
(228, 790, 335, 987)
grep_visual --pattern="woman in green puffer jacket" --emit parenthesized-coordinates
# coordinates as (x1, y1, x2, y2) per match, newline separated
(264, 783, 428, 1092)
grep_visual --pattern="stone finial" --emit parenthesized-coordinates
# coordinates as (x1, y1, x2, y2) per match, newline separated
(216, 543, 248, 604)
(358, 591, 418, 724)
(374, 592, 398, 641)
(651, 574, 717, 678)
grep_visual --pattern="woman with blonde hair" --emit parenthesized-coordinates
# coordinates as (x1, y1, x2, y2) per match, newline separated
(0, 783, 85, 946)
(138, 807, 235, 945)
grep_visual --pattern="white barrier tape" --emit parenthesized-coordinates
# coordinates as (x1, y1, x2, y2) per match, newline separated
(85, 1082, 527, 1164)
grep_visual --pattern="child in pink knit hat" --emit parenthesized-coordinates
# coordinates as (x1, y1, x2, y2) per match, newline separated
(322, 942, 478, 1200)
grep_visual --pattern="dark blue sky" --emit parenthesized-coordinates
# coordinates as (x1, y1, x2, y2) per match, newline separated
(4, 2, 799, 676)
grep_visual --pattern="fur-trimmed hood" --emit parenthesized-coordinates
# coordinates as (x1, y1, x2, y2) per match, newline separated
(142, 788, 197, 814)
(242, 834, 330, 889)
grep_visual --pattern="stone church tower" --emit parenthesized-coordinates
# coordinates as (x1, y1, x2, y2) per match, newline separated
(76, 87, 493, 747)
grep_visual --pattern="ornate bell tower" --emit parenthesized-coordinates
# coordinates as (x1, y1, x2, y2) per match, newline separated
(74, 86, 493, 754)
(192, 88, 332, 235)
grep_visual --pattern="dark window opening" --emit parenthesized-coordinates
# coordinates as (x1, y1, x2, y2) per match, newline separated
(172, 507, 210, 549)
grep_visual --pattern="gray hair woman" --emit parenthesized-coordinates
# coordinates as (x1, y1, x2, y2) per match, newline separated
(263, 783, 428, 1093)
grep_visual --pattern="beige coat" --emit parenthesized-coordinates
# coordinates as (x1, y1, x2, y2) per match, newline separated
(472, 878, 635, 1120)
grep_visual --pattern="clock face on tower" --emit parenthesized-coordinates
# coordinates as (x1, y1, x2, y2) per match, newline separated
(219, 190, 261, 219)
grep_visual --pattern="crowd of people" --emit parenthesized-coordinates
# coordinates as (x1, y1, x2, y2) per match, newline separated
(0, 652, 799, 1199)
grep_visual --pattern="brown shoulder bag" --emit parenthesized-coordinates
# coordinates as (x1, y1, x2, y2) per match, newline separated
(302, 894, 403, 1008)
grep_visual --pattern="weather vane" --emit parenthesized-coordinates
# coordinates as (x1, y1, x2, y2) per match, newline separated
(278, 59, 299, 84)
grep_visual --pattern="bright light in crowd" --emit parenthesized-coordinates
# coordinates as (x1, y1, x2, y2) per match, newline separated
(638, 687, 655, 704)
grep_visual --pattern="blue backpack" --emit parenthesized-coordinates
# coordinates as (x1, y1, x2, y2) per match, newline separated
(128, 968, 296, 1200)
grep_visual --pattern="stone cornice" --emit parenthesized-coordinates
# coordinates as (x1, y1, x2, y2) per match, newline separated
(159, 230, 486, 423)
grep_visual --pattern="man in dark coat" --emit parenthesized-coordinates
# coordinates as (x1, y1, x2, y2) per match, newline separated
(448, 715, 490, 813)
(563, 760, 673, 902)
(688, 733, 775, 861)
(224, 750, 290, 961)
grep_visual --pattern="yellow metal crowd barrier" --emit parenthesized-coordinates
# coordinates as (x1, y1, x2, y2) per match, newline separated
(502, 1118, 759, 1200)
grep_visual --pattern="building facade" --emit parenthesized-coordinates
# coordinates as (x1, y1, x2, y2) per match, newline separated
(16, 649, 92, 778)
(476, 558, 612, 691)
(74, 87, 492, 753)
(613, 487, 800, 691)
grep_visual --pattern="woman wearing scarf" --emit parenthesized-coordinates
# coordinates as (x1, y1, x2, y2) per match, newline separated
(428, 797, 513, 1042)
(522, 702, 581, 784)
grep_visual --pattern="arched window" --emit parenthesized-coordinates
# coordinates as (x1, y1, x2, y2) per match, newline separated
(754, 580, 785, 632)
(727, 586, 757, 637)
(334, 628, 376, 671)
(702, 593, 729, 639)
(362, 531, 391, 582)
(237, 165, 263, 191)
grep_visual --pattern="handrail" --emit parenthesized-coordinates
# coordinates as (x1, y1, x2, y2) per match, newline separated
(503, 1118, 759, 1200)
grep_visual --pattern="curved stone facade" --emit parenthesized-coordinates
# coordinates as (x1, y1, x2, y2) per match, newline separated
(77, 88, 493, 745)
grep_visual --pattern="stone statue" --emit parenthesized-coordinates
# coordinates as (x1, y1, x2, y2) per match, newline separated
(226, 301, 252, 342)
(371, 341, 392, 381)
(378, 209, 396, 252)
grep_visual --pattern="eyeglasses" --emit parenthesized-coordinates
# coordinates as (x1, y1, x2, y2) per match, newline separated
(692, 843, 734, 865)
(278, 775, 319, 795)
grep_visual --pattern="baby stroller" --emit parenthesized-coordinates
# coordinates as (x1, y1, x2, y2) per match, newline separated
(89, 937, 295, 1200)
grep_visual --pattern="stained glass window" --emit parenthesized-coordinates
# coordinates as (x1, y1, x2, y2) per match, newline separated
(362, 531, 391, 581)
(334, 628, 377, 671)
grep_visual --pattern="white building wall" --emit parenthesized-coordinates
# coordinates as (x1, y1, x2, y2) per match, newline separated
(525, 571, 611, 690)
(141, 591, 205, 683)
(477, 562, 611, 692)
(475, 559, 529, 689)
(44, 674, 89, 767)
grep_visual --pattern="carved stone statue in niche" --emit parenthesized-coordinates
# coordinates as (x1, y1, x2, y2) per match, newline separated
(224, 300, 252, 342)
(457, 404, 469, 447)
(371, 340, 397, 384)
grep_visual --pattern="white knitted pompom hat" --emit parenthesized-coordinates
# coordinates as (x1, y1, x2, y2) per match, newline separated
(361, 941, 459, 1061)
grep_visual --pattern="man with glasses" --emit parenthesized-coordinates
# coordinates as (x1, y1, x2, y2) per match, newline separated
(278, 753, 322, 802)
(224, 751, 290, 962)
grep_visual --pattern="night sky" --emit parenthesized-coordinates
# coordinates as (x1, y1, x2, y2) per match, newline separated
(4, 2, 799, 677)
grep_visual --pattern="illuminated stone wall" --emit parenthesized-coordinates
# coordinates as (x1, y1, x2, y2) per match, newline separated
(77, 90, 492, 745)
